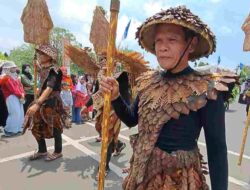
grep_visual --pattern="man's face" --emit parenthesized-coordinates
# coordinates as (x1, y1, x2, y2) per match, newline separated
(154, 24, 190, 71)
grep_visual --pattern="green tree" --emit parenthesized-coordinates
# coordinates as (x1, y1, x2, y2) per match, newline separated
(239, 65, 250, 84)
(197, 61, 209, 67)
(97, 6, 107, 16)
(7, 27, 84, 74)
(49, 27, 84, 74)
(8, 44, 35, 67)
(0, 52, 8, 60)
(229, 85, 240, 103)
(119, 46, 133, 53)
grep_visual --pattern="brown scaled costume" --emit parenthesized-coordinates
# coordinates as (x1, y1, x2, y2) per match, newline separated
(123, 69, 236, 190)
(109, 6, 238, 190)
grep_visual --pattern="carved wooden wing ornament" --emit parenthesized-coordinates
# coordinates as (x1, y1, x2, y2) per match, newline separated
(21, 0, 53, 45)
(114, 50, 149, 75)
(90, 6, 109, 55)
(242, 13, 250, 51)
(64, 44, 100, 75)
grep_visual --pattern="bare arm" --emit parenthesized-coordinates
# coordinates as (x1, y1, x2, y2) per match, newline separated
(26, 87, 53, 116)
(37, 87, 53, 103)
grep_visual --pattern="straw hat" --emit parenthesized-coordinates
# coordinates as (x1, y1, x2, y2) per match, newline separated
(35, 44, 58, 61)
(136, 5, 216, 61)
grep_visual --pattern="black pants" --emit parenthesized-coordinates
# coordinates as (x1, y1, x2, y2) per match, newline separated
(37, 128, 62, 153)
(106, 139, 124, 170)
(24, 94, 34, 114)
(0, 88, 8, 127)
(92, 110, 97, 119)
(247, 104, 250, 116)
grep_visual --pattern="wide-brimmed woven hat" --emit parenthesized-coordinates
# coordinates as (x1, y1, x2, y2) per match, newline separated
(136, 5, 216, 61)
(35, 44, 58, 61)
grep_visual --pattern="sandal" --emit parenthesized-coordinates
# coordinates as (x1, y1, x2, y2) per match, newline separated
(45, 152, 63, 161)
(29, 152, 47, 161)
(95, 168, 110, 181)
(122, 167, 130, 173)
(113, 143, 126, 157)
(95, 137, 102, 142)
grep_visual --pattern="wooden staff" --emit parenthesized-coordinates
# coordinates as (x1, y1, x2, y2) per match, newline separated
(98, 0, 120, 189)
(33, 54, 38, 100)
(21, 0, 53, 100)
(238, 106, 250, 165)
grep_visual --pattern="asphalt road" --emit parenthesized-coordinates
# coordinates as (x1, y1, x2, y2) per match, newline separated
(0, 101, 250, 190)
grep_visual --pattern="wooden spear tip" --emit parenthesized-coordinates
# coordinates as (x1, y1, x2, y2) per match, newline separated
(110, 0, 120, 12)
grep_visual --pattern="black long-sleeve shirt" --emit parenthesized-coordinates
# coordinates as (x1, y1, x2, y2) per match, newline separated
(111, 68, 228, 190)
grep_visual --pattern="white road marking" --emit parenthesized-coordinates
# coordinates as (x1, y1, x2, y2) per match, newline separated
(87, 121, 250, 160)
(229, 176, 250, 188)
(118, 132, 250, 187)
(78, 135, 99, 142)
(119, 134, 129, 141)
(120, 127, 129, 132)
(61, 134, 125, 178)
(0, 142, 71, 163)
(85, 122, 95, 127)
(85, 122, 129, 132)
(0, 133, 125, 178)
(198, 141, 250, 160)
(1, 122, 250, 188)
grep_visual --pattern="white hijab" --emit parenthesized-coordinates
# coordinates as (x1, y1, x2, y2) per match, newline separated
(1, 61, 18, 80)
(75, 76, 87, 94)
(2, 68, 18, 80)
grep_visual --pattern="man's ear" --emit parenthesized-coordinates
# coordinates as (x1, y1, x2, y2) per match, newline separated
(189, 36, 198, 53)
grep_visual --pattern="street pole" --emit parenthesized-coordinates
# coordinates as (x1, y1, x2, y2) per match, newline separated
(238, 106, 250, 165)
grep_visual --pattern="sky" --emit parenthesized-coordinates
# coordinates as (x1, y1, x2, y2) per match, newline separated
(0, 0, 250, 70)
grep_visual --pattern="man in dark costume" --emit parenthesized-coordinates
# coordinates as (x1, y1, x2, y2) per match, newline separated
(0, 62, 8, 129)
(23, 44, 66, 161)
(65, 44, 148, 179)
(82, 59, 129, 178)
(100, 6, 237, 190)
(240, 78, 250, 115)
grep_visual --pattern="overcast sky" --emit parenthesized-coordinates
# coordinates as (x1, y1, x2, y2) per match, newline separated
(0, 0, 250, 69)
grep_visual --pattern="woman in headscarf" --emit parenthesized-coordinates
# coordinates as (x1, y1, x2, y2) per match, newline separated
(70, 74, 78, 89)
(0, 61, 25, 137)
(21, 64, 34, 113)
(72, 75, 87, 124)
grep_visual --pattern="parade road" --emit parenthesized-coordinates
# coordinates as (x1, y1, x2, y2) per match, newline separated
(0, 101, 250, 190)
